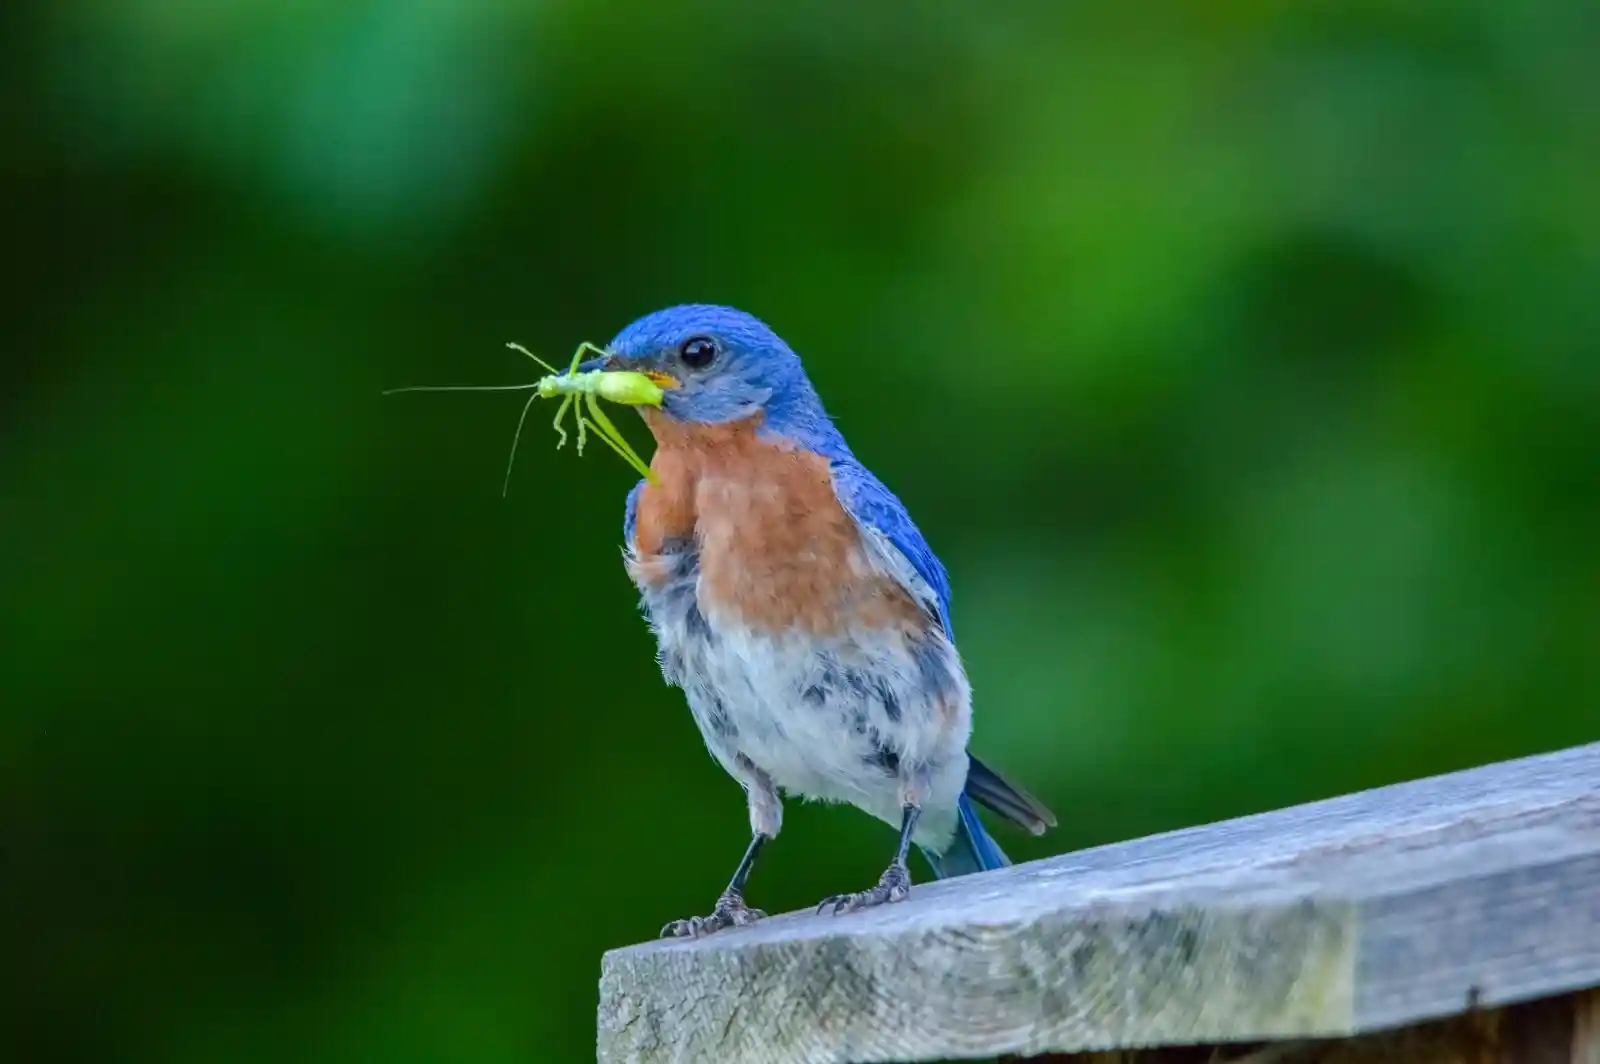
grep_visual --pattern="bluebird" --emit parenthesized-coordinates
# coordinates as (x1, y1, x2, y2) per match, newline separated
(584, 305, 1056, 938)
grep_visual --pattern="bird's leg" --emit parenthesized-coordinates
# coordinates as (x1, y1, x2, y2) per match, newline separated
(660, 833, 770, 939)
(817, 803, 920, 915)
(661, 759, 779, 939)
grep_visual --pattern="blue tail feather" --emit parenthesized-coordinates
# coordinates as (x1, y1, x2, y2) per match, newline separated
(920, 793, 1010, 879)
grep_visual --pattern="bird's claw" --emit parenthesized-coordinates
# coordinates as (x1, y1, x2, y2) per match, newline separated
(816, 863, 912, 915)
(660, 889, 767, 940)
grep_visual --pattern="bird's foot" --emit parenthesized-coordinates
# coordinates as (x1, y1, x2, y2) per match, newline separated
(816, 862, 912, 915)
(659, 889, 767, 939)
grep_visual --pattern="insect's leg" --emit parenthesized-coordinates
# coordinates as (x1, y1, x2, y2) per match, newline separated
(582, 413, 628, 470)
(566, 339, 610, 376)
(557, 340, 611, 382)
(583, 393, 625, 450)
(584, 394, 653, 479)
(550, 394, 573, 450)
(581, 413, 628, 470)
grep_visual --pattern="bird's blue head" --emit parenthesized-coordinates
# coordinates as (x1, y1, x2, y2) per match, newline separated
(582, 304, 836, 444)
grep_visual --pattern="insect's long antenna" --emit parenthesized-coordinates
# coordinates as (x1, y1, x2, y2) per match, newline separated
(383, 383, 542, 395)
(501, 391, 541, 497)
(505, 342, 563, 376)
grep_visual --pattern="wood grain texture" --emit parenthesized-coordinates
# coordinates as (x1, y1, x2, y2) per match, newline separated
(597, 743, 1600, 1064)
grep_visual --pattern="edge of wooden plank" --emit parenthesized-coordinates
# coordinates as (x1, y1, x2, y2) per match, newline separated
(598, 743, 1600, 1064)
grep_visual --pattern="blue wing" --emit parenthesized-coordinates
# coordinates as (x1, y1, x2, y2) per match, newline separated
(828, 458, 955, 641)
(622, 479, 645, 548)
(831, 457, 1043, 878)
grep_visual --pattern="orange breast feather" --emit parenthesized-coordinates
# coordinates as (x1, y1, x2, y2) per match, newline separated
(630, 413, 922, 636)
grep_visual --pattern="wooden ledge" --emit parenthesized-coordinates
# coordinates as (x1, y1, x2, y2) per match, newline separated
(598, 742, 1600, 1063)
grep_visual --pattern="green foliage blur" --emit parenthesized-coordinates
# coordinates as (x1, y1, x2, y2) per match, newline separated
(4, 2, 1595, 1062)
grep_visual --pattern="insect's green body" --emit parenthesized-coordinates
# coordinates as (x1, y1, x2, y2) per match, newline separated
(535, 360, 666, 407)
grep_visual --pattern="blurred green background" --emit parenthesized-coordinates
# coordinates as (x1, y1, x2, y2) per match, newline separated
(4, 2, 1596, 1062)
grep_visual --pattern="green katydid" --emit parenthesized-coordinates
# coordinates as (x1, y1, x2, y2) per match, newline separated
(384, 341, 673, 494)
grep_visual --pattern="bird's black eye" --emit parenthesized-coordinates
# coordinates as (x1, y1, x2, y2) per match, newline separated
(678, 335, 718, 369)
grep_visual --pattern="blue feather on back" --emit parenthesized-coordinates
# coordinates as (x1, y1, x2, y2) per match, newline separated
(828, 458, 955, 641)
(829, 460, 1016, 879)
